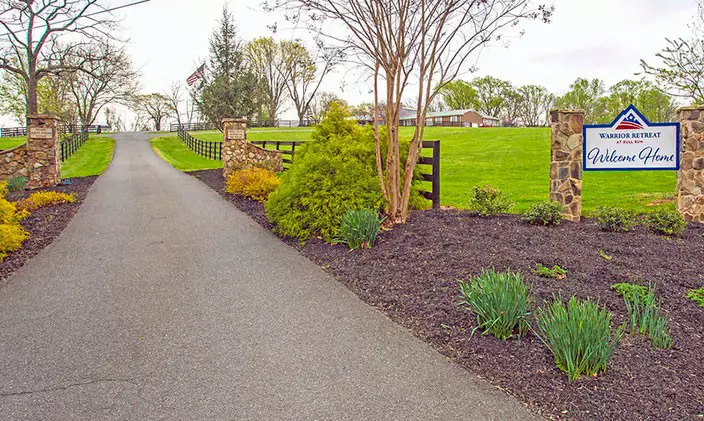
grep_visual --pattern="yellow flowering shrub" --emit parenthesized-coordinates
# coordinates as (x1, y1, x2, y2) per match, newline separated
(226, 168, 280, 202)
(15, 191, 76, 212)
(0, 182, 29, 260)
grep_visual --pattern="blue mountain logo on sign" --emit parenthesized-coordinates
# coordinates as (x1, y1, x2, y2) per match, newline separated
(582, 104, 680, 171)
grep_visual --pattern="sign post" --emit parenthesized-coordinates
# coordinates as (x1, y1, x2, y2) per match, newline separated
(583, 105, 680, 172)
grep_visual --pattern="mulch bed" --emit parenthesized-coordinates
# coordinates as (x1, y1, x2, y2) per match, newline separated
(0, 176, 97, 285)
(192, 168, 704, 420)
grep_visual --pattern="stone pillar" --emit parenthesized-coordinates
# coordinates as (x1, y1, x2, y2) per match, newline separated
(222, 118, 248, 180)
(26, 115, 60, 189)
(677, 106, 704, 222)
(549, 110, 584, 222)
(221, 118, 283, 179)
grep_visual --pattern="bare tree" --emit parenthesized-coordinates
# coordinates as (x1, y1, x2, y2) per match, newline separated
(67, 40, 138, 127)
(281, 40, 338, 126)
(166, 82, 185, 128)
(517, 85, 554, 127)
(132, 93, 175, 132)
(308, 91, 344, 122)
(0, 1, 134, 118)
(271, 0, 551, 223)
(104, 106, 125, 132)
(641, 0, 704, 103)
(247, 37, 289, 125)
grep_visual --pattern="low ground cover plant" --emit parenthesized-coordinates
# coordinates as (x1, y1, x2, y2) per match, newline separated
(534, 296, 623, 382)
(532, 263, 568, 279)
(644, 209, 687, 236)
(686, 286, 704, 307)
(6, 176, 27, 192)
(15, 191, 76, 212)
(338, 209, 383, 250)
(468, 184, 514, 216)
(0, 182, 29, 261)
(458, 269, 531, 341)
(593, 206, 637, 232)
(523, 201, 563, 225)
(614, 283, 673, 349)
(226, 167, 280, 202)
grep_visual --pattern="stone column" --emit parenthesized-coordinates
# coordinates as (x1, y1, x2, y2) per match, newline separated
(549, 110, 584, 222)
(26, 114, 60, 189)
(222, 118, 248, 180)
(677, 106, 704, 222)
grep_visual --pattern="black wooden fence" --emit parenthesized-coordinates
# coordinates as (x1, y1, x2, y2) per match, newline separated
(60, 131, 89, 162)
(176, 130, 441, 209)
(1, 124, 110, 138)
(177, 127, 222, 160)
(169, 120, 318, 132)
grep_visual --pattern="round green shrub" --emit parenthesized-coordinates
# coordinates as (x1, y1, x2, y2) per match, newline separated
(644, 209, 687, 236)
(523, 201, 564, 225)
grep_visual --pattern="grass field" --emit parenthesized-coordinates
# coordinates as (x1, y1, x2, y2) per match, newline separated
(61, 136, 116, 178)
(0, 137, 26, 150)
(151, 136, 223, 171)
(178, 127, 678, 213)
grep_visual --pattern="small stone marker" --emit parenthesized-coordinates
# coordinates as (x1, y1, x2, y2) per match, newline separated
(26, 114, 60, 189)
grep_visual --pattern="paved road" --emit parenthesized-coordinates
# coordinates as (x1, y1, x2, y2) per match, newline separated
(0, 133, 538, 420)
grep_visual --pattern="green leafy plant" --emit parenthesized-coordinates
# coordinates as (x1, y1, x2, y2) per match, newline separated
(468, 184, 514, 216)
(458, 269, 531, 341)
(618, 283, 673, 349)
(338, 209, 384, 250)
(611, 282, 649, 302)
(686, 286, 704, 307)
(532, 263, 568, 280)
(534, 296, 623, 382)
(599, 249, 613, 261)
(523, 201, 564, 225)
(6, 176, 27, 193)
(593, 206, 637, 232)
(644, 209, 687, 236)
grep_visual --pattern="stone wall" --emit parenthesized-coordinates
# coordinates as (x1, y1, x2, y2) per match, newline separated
(222, 118, 283, 180)
(0, 145, 29, 180)
(677, 106, 704, 222)
(549, 110, 584, 222)
(0, 115, 61, 189)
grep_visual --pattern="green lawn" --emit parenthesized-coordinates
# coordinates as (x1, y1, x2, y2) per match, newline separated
(61, 136, 116, 178)
(0, 137, 26, 150)
(173, 126, 678, 213)
(151, 136, 223, 171)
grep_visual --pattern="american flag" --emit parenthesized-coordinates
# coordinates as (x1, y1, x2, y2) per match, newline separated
(187, 64, 205, 86)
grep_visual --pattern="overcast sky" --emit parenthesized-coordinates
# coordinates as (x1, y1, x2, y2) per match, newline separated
(0, 0, 700, 126)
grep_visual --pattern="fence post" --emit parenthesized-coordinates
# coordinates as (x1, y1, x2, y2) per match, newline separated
(549, 110, 583, 222)
(432, 141, 440, 209)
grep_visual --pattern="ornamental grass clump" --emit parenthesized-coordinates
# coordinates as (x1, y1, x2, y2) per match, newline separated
(616, 283, 673, 349)
(523, 201, 564, 225)
(226, 167, 280, 202)
(0, 182, 29, 261)
(338, 209, 384, 250)
(15, 191, 76, 212)
(534, 296, 623, 382)
(468, 184, 514, 216)
(6, 176, 27, 193)
(458, 269, 531, 341)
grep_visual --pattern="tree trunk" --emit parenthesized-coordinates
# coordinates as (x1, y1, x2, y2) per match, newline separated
(26, 76, 39, 117)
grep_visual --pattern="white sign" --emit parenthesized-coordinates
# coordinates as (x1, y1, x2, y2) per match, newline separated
(583, 105, 680, 171)
(227, 129, 245, 140)
(30, 127, 53, 139)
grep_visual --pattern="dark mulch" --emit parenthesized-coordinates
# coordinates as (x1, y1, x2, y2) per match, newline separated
(0, 176, 97, 285)
(192, 168, 704, 420)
